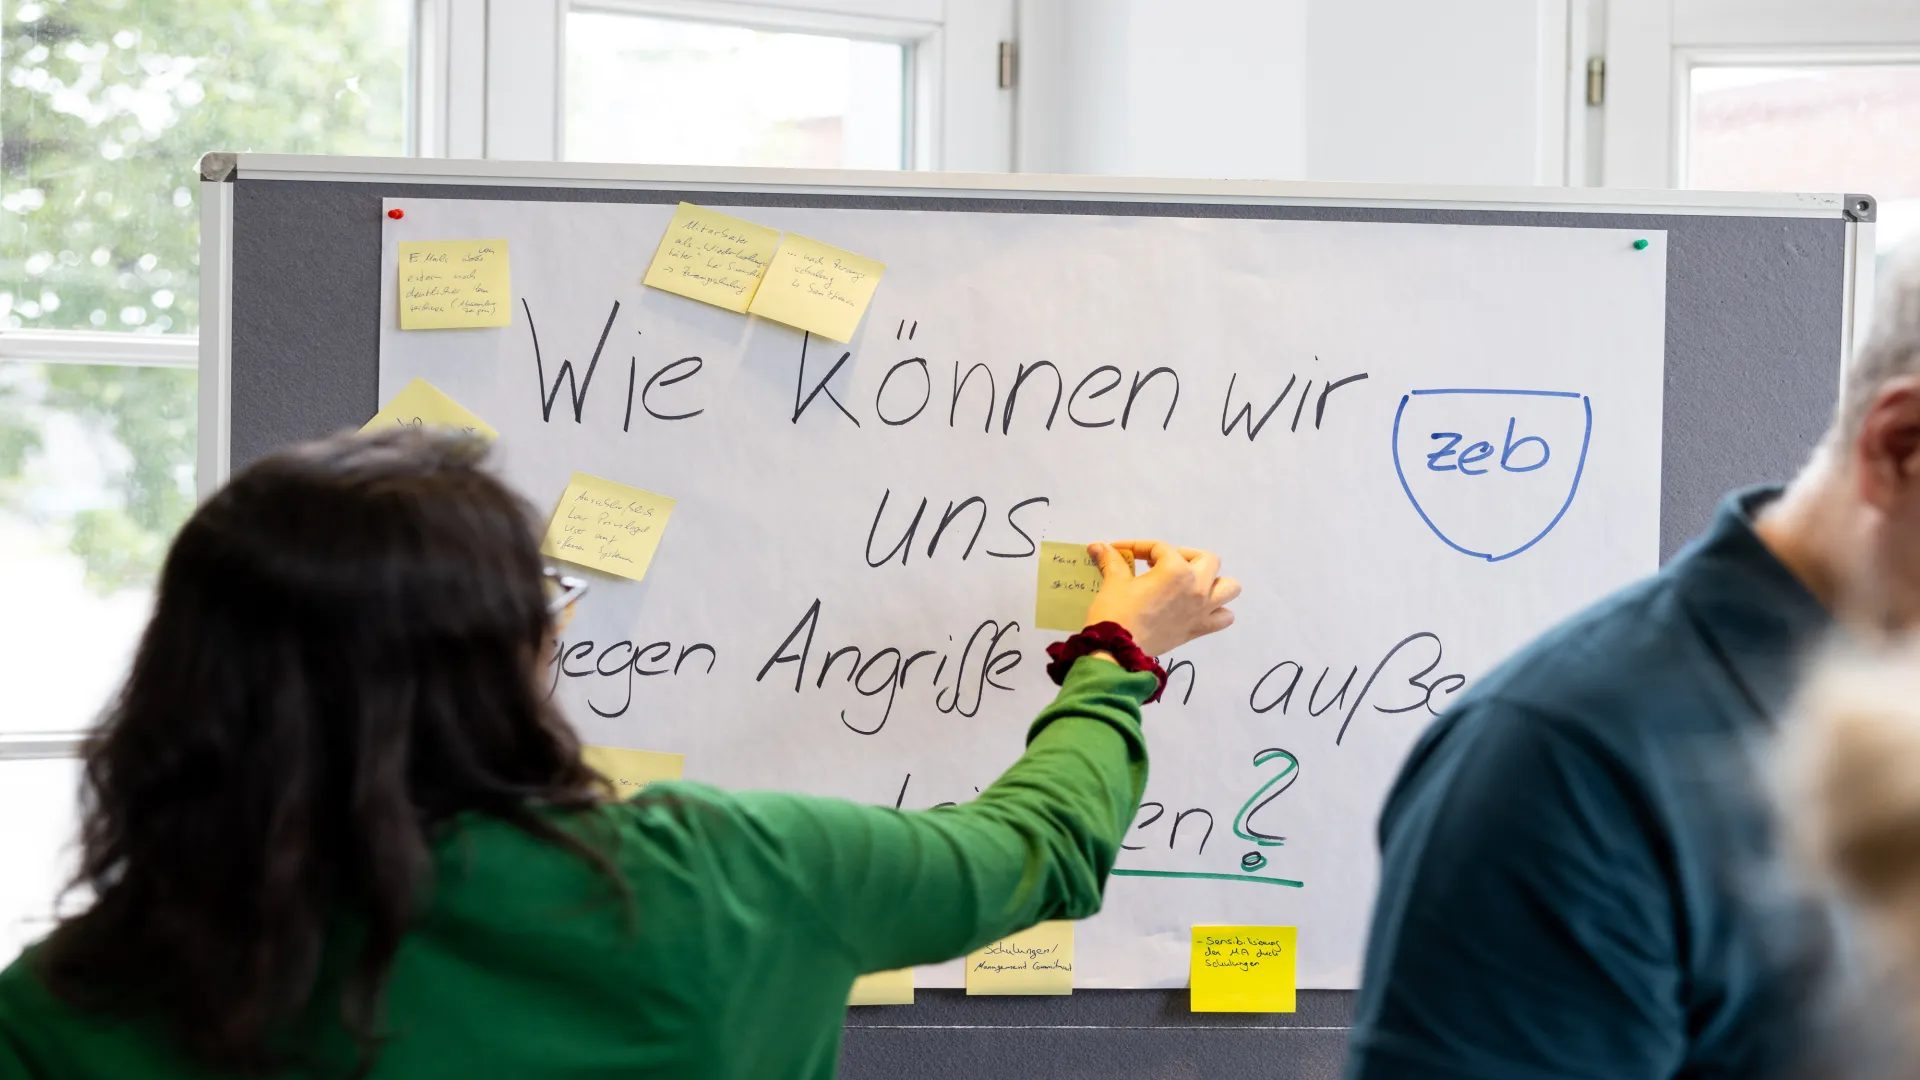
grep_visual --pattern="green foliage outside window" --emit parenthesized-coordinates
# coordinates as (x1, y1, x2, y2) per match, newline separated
(0, 0, 407, 592)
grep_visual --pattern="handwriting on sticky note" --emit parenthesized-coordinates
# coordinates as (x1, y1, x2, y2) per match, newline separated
(540, 472, 676, 582)
(642, 203, 781, 314)
(1035, 541, 1103, 632)
(581, 745, 684, 798)
(848, 968, 914, 1006)
(965, 921, 1073, 996)
(745, 233, 885, 342)
(362, 378, 499, 441)
(398, 239, 512, 329)
(1190, 926, 1296, 1013)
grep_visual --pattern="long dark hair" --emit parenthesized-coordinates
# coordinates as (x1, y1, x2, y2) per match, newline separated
(38, 428, 610, 1073)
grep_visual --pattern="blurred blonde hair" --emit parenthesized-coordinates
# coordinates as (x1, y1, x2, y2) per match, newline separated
(1789, 641, 1920, 990)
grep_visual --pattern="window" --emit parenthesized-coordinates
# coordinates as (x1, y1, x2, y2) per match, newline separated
(1684, 61, 1920, 263)
(0, 757, 82, 962)
(1, 0, 413, 737)
(3, 0, 413, 337)
(564, 9, 909, 170)
(0, 359, 194, 733)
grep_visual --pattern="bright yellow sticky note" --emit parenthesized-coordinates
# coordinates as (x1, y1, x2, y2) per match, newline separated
(642, 202, 781, 314)
(582, 745, 684, 798)
(848, 968, 914, 1006)
(362, 378, 499, 441)
(746, 233, 885, 342)
(965, 921, 1073, 995)
(540, 472, 676, 582)
(1190, 926, 1296, 1013)
(397, 239, 512, 329)
(1036, 541, 1103, 632)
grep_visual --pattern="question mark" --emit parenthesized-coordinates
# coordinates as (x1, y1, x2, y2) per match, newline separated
(1231, 747, 1299, 873)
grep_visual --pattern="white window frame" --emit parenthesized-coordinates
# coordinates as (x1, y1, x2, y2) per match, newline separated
(1604, 0, 1920, 189)
(422, 0, 1013, 170)
(0, 331, 197, 368)
(564, 0, 940, 170)
(1673, 45, 1920, 191)
(0, 330, 201, 508)
(0, 329, 196, 760)
(413, 0, 489, 158)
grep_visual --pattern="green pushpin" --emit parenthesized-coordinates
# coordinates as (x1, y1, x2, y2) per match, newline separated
(1633, 238, 1650, 250)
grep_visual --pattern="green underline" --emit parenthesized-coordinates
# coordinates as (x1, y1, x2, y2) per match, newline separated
(1111, 869, 1305, 889)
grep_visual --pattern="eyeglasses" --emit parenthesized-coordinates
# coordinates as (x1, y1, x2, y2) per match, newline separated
(543, 567, 590, 617)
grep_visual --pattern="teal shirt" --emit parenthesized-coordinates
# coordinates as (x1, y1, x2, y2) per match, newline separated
(1347, 490, 1833, 1079)
(0, 657, 1156, 1079)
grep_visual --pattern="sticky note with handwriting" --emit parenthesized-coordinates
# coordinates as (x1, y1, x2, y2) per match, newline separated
(642, 202, 781, 313)
(397, 239, 511, 329)
(965, 921, 1073, 995)
(582, 745, 684, 798)
(746, 233, 885, 342)
(540, 472, 676, 582)
(1035, 541, 1104, 632)
(847, 968, 914, 1006)
(1190, 925, 1296, 1013)
(362, 378, 498, 441)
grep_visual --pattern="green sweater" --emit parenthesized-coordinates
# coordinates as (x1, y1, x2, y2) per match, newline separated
(0, 658, 1155, 1079)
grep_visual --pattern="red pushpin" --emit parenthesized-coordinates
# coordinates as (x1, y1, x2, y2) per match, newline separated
(387, 208, 404, 220)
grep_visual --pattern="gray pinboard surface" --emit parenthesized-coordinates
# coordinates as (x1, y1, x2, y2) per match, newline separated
(225, 177, 1848, 1078)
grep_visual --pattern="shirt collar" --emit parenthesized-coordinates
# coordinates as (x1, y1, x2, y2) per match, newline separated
(1671, 486, 1834, 722)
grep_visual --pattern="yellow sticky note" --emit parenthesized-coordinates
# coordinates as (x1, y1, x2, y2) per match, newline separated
(540, 472, 676, 582)
(642, 202, 781, 314)
(746, 233, 885, 342)
(362, 378, 499, 441)
(965, 921, 1073, 996)
(1190, 926, 1296, 1013)
(582, 745, 684, 798)
(397, 239, 512, 329)
(848, 968, 914, 1006)
(1036, 541, 1103, 632)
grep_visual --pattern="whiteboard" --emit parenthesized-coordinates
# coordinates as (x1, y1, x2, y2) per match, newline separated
(376, 196, 1667, 988)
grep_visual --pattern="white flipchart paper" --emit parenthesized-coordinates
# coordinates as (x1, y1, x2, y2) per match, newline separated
(376, 196, 1667, 988)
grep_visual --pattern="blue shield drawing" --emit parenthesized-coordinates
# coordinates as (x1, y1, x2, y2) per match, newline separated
(1392, 389, 1592, 562)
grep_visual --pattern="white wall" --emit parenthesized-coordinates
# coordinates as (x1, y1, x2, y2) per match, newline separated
(1305, 0, 1565, 185)
(1018, 0, 1307, 178)
(1019, 0, 1568, 186)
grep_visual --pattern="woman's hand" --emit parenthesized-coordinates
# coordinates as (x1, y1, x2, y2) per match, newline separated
(1082, 540, 1241, 656)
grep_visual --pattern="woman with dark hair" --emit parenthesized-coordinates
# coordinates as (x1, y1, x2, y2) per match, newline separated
(0, 428, 1239, 1079)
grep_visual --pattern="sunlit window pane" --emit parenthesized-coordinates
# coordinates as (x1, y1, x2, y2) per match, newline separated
(0, 758, 83, 968)
(565, 12, 907, 170)
(0, 360, 196, 733)
(1687, 64, 1920, 260)
(0, 0, 412, 335)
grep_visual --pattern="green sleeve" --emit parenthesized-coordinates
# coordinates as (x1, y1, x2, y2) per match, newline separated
(0, 1018, 32, 1079)
(728, 655, 1156, 974)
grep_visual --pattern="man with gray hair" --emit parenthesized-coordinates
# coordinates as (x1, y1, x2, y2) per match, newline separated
(1345, 253, 1920, 1080)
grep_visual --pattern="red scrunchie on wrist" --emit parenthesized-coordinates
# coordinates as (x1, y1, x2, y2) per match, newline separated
(1045, 621, 1168, 704)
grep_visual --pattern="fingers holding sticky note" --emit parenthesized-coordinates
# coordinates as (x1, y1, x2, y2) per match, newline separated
(397, 239, 511, 329)
(363, 378, 498, 441)
(746, 234, 885, 343)
(1190, 926, 1296, 1013)
(1036, 540, 1104, 632)
(541, 472, 676, 582)
(643, 203, 781, 313)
